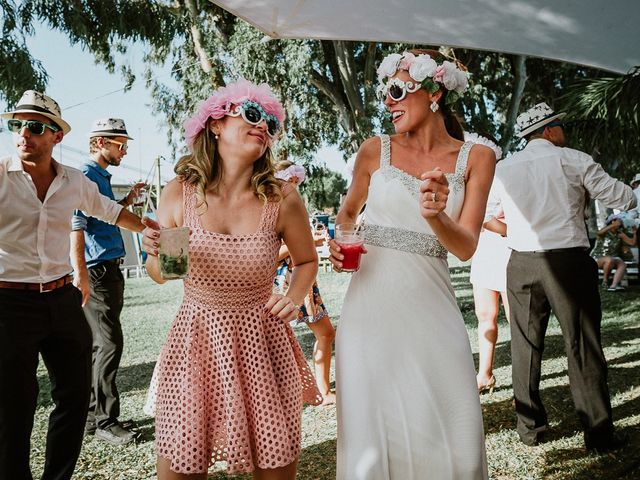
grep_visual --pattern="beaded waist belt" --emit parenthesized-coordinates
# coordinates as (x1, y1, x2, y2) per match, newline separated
(365, 224, 448, 259)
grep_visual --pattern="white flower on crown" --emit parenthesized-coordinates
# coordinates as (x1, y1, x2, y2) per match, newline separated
(442, 61, 463, 92)
(377, 53, 403, 80)
(408, 54, 438, 82)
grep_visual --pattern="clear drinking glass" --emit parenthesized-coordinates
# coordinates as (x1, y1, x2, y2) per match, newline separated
(335, 223, 365, 272)
(158, 227, 190, 279)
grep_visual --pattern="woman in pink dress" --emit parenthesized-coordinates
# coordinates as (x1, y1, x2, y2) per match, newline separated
(141, 78, 322, 480)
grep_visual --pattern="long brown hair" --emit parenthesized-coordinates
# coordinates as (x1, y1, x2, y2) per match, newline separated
(408, 48, 465, 141)
(174, 123, 282, 214)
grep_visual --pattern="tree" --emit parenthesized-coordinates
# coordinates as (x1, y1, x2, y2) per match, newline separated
(558, 67, 640, 180)
(0, 0, 181, 105)
(3, 0, 636, 176)
(299, 165, 347, 214)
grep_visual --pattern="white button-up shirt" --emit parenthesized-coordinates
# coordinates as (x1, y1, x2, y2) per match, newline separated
(0, 156, 123, 283)
(486, 139, 637, 252)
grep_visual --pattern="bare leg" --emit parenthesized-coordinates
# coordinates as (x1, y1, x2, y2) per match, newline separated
(610, 259, 627, 288)
(598, 257, 614, 285)
(473, 286, 501, 389)
(157, 456, 207, 480)
(307, 316, 336, 404)
(254, 459, 298, 480)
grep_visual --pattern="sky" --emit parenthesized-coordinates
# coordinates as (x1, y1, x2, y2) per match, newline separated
(0, 24, 347, 185)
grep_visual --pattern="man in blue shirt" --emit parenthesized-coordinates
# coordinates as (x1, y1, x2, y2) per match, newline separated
(70, 118, 144, 446)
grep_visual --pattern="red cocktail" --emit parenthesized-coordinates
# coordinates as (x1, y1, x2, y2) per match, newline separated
(339, 241, 364, 271)
(335, 223, 365, 272)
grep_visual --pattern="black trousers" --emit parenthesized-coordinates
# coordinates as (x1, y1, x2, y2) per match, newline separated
(84, 261, 125, 429)
(507, 249, 614, 445)
(0, 284, 92, 480)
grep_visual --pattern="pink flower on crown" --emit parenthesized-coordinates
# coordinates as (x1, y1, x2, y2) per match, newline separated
(398, 52, 416, 71)
(183, 78, 286, 148)
(433, 65, 446, 83)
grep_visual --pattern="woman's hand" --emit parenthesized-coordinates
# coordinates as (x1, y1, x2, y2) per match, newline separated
(419, 168, 449, 219)
(266, 293, 301, 323)
(328, 238, 367, 272)
(141, 216, 161, 256)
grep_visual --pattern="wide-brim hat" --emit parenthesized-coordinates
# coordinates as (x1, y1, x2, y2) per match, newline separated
(89, 118, 134, 139)
(516, 102, 566, 138)
(632, 173, 640, 184)
(0, 90, 71, 134)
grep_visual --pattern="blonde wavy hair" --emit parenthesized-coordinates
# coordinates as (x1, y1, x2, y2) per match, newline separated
(174, 123, 282, 214)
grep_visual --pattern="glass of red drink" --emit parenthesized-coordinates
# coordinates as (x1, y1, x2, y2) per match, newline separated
(335, 223, 365, 272)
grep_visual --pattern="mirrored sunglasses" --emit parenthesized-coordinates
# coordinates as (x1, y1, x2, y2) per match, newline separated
(229, 101, 280, 138)
(7, 119, 60, 135)
(376, 78, 422, 102)
(105, 139, 129, 152)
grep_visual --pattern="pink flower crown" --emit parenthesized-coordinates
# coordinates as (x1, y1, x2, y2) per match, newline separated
(275, 164, 306, 184)
(183, 78, 286, 147)
(376, 51, 469, 105)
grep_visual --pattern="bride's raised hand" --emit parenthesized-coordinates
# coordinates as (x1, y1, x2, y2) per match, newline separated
(419, 167, 449, 219)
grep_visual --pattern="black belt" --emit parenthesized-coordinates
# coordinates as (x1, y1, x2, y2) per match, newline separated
(91, 258, 124, 268)
(519, 247, 588, 254)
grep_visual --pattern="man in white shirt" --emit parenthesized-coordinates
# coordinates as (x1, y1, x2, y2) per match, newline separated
(0, 91, 143, 480)
(486, 102, 636, 452)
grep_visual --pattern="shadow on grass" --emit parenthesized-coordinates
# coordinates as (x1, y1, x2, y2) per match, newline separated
(205, 439, 337, 480)
(37, 361, 157, 408)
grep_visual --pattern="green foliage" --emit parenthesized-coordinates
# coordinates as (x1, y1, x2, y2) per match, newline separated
(559, 67, 640, 179)
(3, 1, 638, 177)
(299, 165, 347, 213)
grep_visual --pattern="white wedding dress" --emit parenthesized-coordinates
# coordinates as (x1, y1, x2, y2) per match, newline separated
(336, 135, 488, 480)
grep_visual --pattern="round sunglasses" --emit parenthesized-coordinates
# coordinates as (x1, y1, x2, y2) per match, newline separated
(7, 119, 60, 135)
(228, 101, 280, 138)
(376, 78, 422, 102)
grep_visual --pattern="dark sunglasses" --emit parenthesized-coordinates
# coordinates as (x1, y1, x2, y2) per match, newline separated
(229, 101, 280, 138)
(7, 119, 60, 135)
(546, 120, 565, 128)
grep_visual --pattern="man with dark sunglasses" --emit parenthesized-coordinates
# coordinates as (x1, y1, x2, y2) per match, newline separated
(70, 118, 144, 446)
(485, 102, 635, 452)
(0, 91, 144, 480)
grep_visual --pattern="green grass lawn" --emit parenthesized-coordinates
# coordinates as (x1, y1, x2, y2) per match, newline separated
(30, 267, 640, 479)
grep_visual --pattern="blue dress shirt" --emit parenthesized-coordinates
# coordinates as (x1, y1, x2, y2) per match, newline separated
(72, 161, 126, 268)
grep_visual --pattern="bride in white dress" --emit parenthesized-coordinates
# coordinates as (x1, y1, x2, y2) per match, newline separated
(329, 50, 496, 480)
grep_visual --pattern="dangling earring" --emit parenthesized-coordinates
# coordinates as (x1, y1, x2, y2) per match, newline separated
(430, 101, 439, 113)
(214, 134, 219, 140)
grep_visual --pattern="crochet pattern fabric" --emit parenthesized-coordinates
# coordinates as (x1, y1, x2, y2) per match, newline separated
(152, 182, 322, 474)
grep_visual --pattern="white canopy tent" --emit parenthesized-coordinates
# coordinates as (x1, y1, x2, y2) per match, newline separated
(211, 0, 639, 74)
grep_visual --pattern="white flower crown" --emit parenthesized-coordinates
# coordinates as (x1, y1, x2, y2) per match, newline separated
(376, 51, 469, 104)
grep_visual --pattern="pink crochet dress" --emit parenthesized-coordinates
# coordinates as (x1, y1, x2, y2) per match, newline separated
(153, 182, 322, 474)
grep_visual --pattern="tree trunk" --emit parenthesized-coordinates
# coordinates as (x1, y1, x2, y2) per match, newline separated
(501, 55, 527, 152)
(184, 0, 213, 74)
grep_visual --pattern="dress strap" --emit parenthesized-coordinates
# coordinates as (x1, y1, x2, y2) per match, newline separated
(449, 141, 473, 192)
(259, 182, 292, 233)
(379, 134, 391, 168)
(182, 181, 199, 228)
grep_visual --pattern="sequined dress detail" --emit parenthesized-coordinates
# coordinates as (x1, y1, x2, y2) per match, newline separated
(152, 183, 321, 474)
(336, 135, 488, 479)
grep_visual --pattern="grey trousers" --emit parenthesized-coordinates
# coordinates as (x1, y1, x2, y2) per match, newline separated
(507, 248, 614, 446)
(84, 261, 125, 429)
